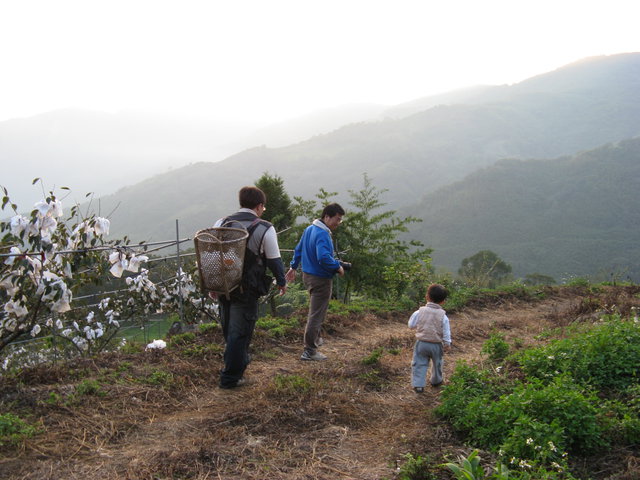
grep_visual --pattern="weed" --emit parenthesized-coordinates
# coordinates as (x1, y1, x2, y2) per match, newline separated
(396, 452, 437, 480)
(256, 315, 299, 337)
(198, 322, 218, 334)
(0, 413, 38, 446)
(76, 379, 106, 397)
(361, 346, 384, 365)
(44, 392, 62, 405)
(181, 344, 223, 357)
(481, 332, 510, 363)
(168, 332, 196, 346)
(144, 369, 174, 386)
(273, 374, 312, 395)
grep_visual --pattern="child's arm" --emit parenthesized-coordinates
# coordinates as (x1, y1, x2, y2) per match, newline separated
(408, 310, 420, 329)
(442, 314, 452, 351)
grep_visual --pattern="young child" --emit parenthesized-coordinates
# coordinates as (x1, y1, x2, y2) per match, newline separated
(408, 284, 451, 393)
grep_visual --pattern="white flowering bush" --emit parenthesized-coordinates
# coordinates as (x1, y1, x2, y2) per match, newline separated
(1, 184, 217, 367)
(1, 186, 116, 353)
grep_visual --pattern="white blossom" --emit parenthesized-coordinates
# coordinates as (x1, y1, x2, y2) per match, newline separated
(40, 215, 58, 236)
(34, 200, 52, 217)
(30, 324, 41, 337)
(72, 336, 88, 350)
(126, 255, 148, 273)
(146, 339, 167, 350)
(10, 215, 29, 237)
(4, 246, 21, 266)
(4, 300, 28, 318)
(94, 217, 110, 235)
(109, 258, 128, 278)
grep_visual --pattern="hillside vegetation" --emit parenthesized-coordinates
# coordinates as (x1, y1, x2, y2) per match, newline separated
(67, 54, 640, 285)
(407, 136, 640, 280)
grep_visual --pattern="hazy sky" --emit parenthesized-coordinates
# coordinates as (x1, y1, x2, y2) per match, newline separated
(1, 0, 638, 124)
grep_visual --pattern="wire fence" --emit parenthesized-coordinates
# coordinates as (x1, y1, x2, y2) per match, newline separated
(2, 220, 202, 356)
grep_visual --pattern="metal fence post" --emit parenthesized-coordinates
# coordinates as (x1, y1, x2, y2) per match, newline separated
(176, 219, 184, 323)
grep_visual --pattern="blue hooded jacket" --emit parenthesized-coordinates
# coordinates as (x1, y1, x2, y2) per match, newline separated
(290, 220, 341, 278)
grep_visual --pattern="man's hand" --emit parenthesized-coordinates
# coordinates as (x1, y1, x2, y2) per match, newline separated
(278, 285, 287, 296)
(285, 268, 297, 283)
(337, 266, 345, 277)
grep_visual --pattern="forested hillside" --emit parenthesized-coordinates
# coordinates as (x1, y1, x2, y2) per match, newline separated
(407, 137, 640, 280)
(96, 54, 640, 256)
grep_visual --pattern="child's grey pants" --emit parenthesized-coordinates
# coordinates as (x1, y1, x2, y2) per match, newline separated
(411, 340, 444, 387)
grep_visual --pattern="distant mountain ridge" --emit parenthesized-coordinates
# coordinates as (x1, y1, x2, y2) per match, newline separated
(5, 53, 640, 281)
(405, 136, 640, 281)
(92, 53, 640, 246)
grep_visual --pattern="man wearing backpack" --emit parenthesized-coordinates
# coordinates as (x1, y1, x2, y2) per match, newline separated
(214, 186, 287, 389)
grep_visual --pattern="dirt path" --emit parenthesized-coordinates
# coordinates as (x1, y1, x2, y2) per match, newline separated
(2, 291, 587, 479)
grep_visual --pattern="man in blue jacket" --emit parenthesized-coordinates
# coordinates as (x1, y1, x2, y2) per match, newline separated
(285, 203, 345, 361)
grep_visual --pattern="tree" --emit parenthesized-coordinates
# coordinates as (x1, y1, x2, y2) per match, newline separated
(458, 250, 512, 288)
(255, 172, 294, 232)
(336, 174, 430, 300)
(255, 172, 295, 315)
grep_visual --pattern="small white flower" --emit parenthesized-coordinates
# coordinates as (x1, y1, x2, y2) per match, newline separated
(4, 247, 22, 266)
(126, 255, 148, 273)
(109, 258, 128, 278)
(34, 200, 52, 217)
(4, 300, 28, 318)
(10, 215, 29, 237)
(94, 217, 110, 235)
(146, 339, 167, 350)
(526, 438, 534, 445)
(30, 324, 41, 337)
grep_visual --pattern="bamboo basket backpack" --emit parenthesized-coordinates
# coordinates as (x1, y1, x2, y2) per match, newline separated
(194, 214, 270, 299)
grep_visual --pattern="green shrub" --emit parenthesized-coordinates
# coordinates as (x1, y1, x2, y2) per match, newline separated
(397, 453, 437, 480)
(0, 413, 38, 446)
(436, 362, 511, 423)
(75, 379, 106, 397)
(198, 322, 218, 334)
(256, 315, 299, 337)
(481, 332, 510, 363)
(361, 347, 384, 365)
(517, 316, 640, 390)
(181, 343, 223, 357)
(168, 332, 196, 346)
(144, 369, 174, 386)
(273, 374, 312, 395)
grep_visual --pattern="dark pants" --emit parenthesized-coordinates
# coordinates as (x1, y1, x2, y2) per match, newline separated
(302, 272, 333, 354)
(218, 292, 259, 387)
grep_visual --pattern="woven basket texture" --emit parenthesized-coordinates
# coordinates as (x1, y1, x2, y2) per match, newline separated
(194, 227, 248, 296)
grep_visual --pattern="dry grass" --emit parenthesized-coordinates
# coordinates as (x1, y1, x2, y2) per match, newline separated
(1, 285, 639, 479)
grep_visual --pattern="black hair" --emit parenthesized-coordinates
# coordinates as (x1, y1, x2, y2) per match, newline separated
(427, 284, 448, 304)
(239, 186, 267, 209)
(321, 203, 345, 218)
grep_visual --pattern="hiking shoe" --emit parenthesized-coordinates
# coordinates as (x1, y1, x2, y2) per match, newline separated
(300, 351, 327, 361)
(414, 387, 424, 394)
(219, 378, 247, 389)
